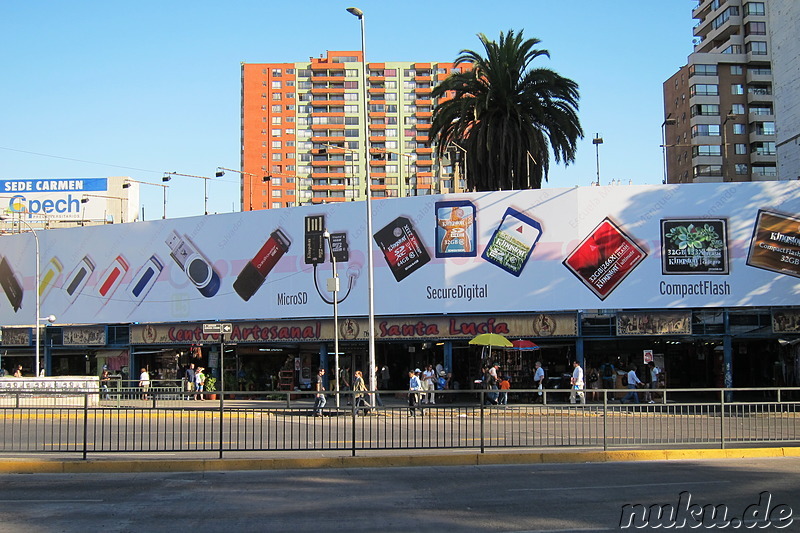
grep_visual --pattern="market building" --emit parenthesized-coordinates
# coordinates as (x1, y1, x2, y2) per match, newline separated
(2, 183, 799, 392)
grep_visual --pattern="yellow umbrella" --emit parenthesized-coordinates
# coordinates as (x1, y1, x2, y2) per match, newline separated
(469, 333, 512, 363)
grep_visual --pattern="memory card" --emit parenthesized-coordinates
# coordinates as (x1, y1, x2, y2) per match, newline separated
(373, 216, 430, 282)
(481, 208, 542, 277)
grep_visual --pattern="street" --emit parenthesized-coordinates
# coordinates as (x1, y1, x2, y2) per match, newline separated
(1, 457, 799, 532)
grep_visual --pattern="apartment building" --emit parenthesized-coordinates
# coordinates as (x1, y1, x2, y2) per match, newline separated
(241, 51, 468, 210)
(769, 0, 800, 182)
(663, 0, 777, 183)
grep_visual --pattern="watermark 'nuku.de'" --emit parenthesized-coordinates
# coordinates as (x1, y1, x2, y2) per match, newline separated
(620, 491, 793, 529)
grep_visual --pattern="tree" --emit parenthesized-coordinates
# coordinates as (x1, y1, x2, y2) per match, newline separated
(429, 30, 583, 191)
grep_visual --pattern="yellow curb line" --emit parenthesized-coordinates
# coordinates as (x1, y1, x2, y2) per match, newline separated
(1, 447, 798, 474)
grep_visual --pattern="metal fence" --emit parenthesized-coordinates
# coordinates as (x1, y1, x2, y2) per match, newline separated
(1, 387, 798, 459)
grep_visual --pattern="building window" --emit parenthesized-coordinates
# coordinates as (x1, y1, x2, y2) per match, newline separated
(746, 41, 767, 55)
(271, 69, 282, 77)
(690, 84, 718, 96)
(271, 81, 282, 89)
(271, 128, 281, 137)
(730, 65, 743, 75)
(692, 124, 721, 137)
(732, 124, 746, 135)
(752, 122, 775, 135)
(731, 84, 744, 95)
(271, 153, 282, 161)
(752, 164, 777, 177)
(691, 104, 720, 117)
(735, 164, 749, 175)
(748, 84, 772, 96)
(693, 145, 722, 157)
(693, 165, 723, 178)
(745, 21, 767, 35)
(731, 104, 746, 115)
(271, 141, 282, 149)
(735, 143, 747, 155)
(751, 142, 776, 156)
(744, 2, 765, 16)
(272, 93, 282, 101)
(689, 64, 718, 77)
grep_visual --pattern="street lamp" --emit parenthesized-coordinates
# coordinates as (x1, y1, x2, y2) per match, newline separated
(450, 142, 468, 191)
(721, 110, 736, 182)
(122, 179, 169, 219)
(80, 194, 128, 223)
(0, 215, 56, 377)
(216, 167, 271, 211)
(162, 171, 213, 215)
(661, 114, 677, 184)
(323, 230, 341, 407)
(592, 134, 604, 186)
(346, 5, 377, 397)
(525, 151, 537, 189)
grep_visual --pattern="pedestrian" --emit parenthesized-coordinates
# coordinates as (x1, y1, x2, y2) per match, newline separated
(311, 367, 326, 417)
(533, 361, 545, 403)
(100, 369, 111, 400)
(600, 361, 616, 392)
(185, 363, 196, 399)
(373, 365, 384, 407)
(499, 375, 511, 405)
(569, 360, 585, 404)
(339, 366, 351, 405)
(13, 364, 23, 378)
(408, 369, 423, 416)
(139, 367, 150, 400)
(380, 365, 390, 391)
(353, 370, 371, 415)
(486, 363, 499, 405)
(622, 366, 643, 404)
(422, 364, 436, 404)
(194, 366, 205, 400)
(647, 361, 661, 403)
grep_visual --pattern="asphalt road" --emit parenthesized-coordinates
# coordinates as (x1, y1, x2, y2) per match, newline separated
(1, 457, 798, 532)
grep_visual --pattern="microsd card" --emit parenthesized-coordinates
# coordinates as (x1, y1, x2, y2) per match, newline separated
(373, 216, 431, 282)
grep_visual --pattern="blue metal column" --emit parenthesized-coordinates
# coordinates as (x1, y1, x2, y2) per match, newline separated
(443, 341, 453, 372)
(575, 337, 585, 367)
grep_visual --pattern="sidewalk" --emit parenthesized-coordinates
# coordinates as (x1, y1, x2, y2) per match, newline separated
(2, 446, 799, 475)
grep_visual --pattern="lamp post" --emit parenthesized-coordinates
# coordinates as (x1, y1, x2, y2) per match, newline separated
(323, 230, 341, 407)
(592, 134, 604, 186)
(216, 167, 271, 211)
(0, 216, 56, 377)
(525, 151, 537, 189)
(346, 5, 377, 397)
(80, 193, 128, 223)
(451, 142, 468, 191)
(721, 110, 736, 182)
(661, 114, 677, 184)
(122, 179, 169, 219)
(162, 171, 213, 215)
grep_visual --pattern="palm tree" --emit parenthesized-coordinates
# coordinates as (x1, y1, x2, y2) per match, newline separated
(429, 30, 583, 191)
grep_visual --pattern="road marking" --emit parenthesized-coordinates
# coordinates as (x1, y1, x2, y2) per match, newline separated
(0, 499, 104, 503)
(508, 480, 729, 492)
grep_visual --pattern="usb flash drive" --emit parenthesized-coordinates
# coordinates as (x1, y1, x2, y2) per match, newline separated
(0, 256, 24, 312)
(234, 229, 291, 301)
(39, 257, 63, 302)
(98, 255, 129, 299)
(165, 231, 220, 298)
(128, 255, 163, 302)
(64, 256, 95, 302)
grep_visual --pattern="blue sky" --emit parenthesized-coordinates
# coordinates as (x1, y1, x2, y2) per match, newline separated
(0, 1, 696, 219)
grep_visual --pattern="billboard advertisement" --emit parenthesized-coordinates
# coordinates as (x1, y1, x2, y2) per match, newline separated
(0, 177, 137, 223)
(0, 181, 799, 327)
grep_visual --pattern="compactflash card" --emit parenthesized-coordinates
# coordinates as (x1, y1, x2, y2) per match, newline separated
(481, 208, 542, 277)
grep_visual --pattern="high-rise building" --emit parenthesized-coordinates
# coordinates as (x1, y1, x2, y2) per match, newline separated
(663, 0, 777, 184)
(768, 0, 800, 182)
(241, 51, 467, 210)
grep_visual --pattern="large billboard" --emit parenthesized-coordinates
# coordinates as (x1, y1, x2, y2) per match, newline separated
(0, 182, 799, 327)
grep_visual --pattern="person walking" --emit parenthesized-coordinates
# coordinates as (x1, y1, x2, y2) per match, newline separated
(311, 367, 326, 417)
(422, 364, 436, 404)
(408, 369, 423, 416)
(194, 366, 205, 400)
(185, 363, 196, 399)
(139, 367, 150, 400)
(646, 361, 661, 403)
(622, 366, 643, 404)
(569, 360, 585, 405)
(353, 370, 371, 415)
(533, 361, 545, 403)
(100, 369, 111, 400)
